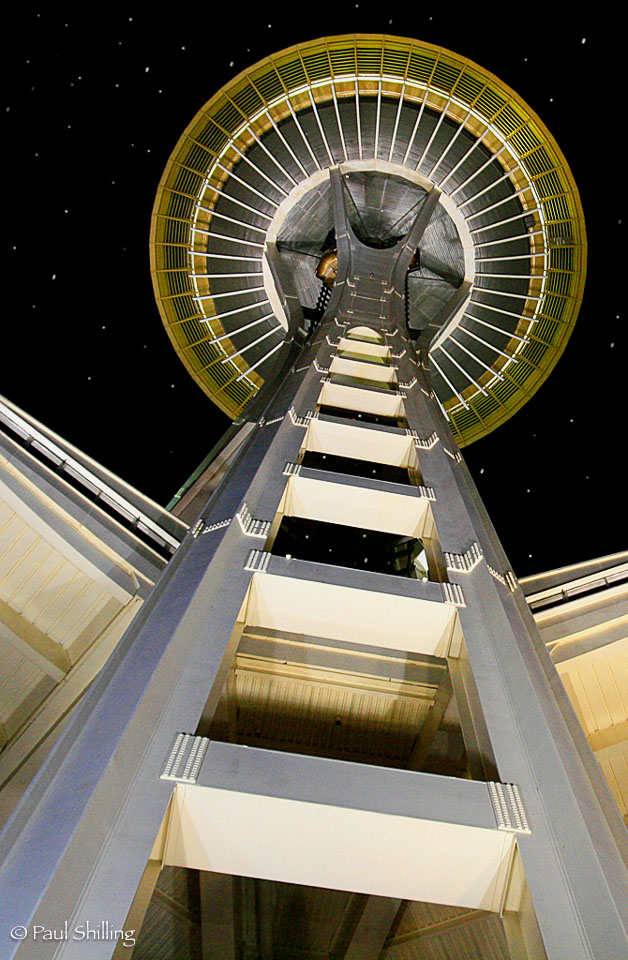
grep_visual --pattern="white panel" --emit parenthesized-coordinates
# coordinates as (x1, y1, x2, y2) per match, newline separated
(600, 753, 628, 816)
(613, 650, 628, 717)
(0, 528, 119, 650)
(337, 337, 390, 359)
(165, 786, 514, 912)
(345, 326, 385, 344)
(0, 596, 143, 785)
(593, 658, 626, 728)
(553, 633, 628, 673)
(0, 527, 40, 597)
(566, 668, 597, 735)
(1, 527, 46, 581)
(0, 652, 45, 723)
(330, 357, 396, 383)
(34, 576, 103, 641)
(0, 512, 27, 561)
(0, 618, 66, 682)
(4, 549, 63, 610)
(39, 578, 93, 636)
(607, 752, 628, 816)
(0, 478, 132, 602)
(319, 382, 405, 418)
(51, 588, 113, 648)
(560, 673, 588, 731)
(303, 419, 418, 469)
(234, 663, 432, 758)
(2, 538, 56, 609)
(577, 662, 612, 732)
(0, 635, 28, 689)
(282, 475, 432, 538)
(22, 563, 82, 630)
(244, 574, 459, 658)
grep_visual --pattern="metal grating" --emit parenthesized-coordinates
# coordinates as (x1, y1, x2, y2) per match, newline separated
(150, 35, 585, 441)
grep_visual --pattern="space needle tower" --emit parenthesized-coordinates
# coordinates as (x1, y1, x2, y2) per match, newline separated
(0, 34, 626, 960)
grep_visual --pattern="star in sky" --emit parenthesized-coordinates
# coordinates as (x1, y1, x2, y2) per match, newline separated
(3, 10, 621, 576)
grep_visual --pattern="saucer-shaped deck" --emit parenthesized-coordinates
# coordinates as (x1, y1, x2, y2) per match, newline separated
(150, 35, 585, 446)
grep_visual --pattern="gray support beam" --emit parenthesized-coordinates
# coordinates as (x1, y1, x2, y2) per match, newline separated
(293, 216, 628, 959)
(152, 887, 200, 929)
(264, 239, 304, 334)
(397, 363, 628, 958)
(342, 896, 402, 960)
(419, 278, 472, 353)
(330, 894, 370, 960)
(254, 880, 274, 960)
(406, 670, 452, 771)
(199, 872, 238, 960)
(160, 742, 519, 911)
(1, 179, 626, 960)
(384, 908, 497, 951)
(170, 422, 256, 525)
(447, 653, 498, 781)
(265, 552, 448, 603)
(427, 275, 471, 337)
(111, 860, 161, 960)
(0, 347, 336, 960)
(389, 186, 441, 305)
(324, 167, 353, 322)
(237, 631, 447, 689)
(503, 904, 548, 960)
(184, 741, 503, 827)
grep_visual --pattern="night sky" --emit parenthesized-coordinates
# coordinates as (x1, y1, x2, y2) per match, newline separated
(3, 8, 625, 578)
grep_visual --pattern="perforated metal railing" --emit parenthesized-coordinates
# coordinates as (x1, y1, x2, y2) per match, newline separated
(0, 398, 185, 559)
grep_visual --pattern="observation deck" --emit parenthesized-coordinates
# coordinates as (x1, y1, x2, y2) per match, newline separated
(151, 34, 585, 446)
